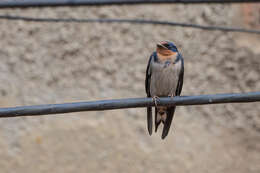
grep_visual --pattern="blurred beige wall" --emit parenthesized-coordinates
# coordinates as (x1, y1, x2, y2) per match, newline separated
(0, 3, 260, 173)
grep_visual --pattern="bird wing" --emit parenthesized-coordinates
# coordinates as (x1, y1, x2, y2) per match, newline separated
(162, 107, 176, 139)
(175, 54, 184, 96)
(162, 54, 184, 139)
(145, 52, 156, 135)
(145, 52, 156, 97)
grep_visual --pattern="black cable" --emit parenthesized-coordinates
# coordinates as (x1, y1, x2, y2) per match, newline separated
(0, 15, 260, 34)
(0, 0, 259, 8)
(0, 92, 260, 118)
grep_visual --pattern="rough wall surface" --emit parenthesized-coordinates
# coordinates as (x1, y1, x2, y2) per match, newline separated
(0, 4, 260, 173)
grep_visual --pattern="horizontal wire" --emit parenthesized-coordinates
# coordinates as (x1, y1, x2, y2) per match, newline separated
(0, 0, 259, 8)
(0, 91, 260, 118)
(0, 15, 260, 34)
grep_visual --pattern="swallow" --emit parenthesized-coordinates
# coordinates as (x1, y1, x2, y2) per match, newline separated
(145, 41, 184, 139)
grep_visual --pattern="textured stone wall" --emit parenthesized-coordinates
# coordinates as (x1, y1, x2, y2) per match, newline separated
(0, 4, 259, 173)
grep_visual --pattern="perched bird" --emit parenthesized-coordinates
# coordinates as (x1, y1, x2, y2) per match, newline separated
(145, 41, 184, 139)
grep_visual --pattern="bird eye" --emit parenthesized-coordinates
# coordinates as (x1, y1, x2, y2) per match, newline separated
(165, 44, 170, 49)
(163, 44, 170, 49)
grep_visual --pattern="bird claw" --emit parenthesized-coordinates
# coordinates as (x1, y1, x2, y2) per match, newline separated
(168, 94, 174, 98)
(152, 96, 159, 108)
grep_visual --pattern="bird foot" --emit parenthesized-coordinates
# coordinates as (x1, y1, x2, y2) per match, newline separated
(168, 94, 174, 98)
(152, 96, 159, 108)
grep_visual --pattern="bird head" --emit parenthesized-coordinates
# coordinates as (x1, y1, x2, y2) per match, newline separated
(156, 41, 178, 57)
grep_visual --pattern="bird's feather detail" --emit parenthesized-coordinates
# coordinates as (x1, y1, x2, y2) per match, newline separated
(145, 52, 156, 135)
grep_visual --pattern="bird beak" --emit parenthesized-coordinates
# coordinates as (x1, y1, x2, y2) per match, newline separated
(157, 42, 168, 49)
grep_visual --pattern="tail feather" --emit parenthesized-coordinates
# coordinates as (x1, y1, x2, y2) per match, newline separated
(147, 107, 153, 135)
(161, 106, 176, 140)
(155, 107, 160, 132)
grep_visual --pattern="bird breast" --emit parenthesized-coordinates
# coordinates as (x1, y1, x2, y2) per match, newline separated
(150, 60, 181, 97)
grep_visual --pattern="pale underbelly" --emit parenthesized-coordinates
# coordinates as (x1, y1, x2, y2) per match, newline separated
(150, 68, 178, 97)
